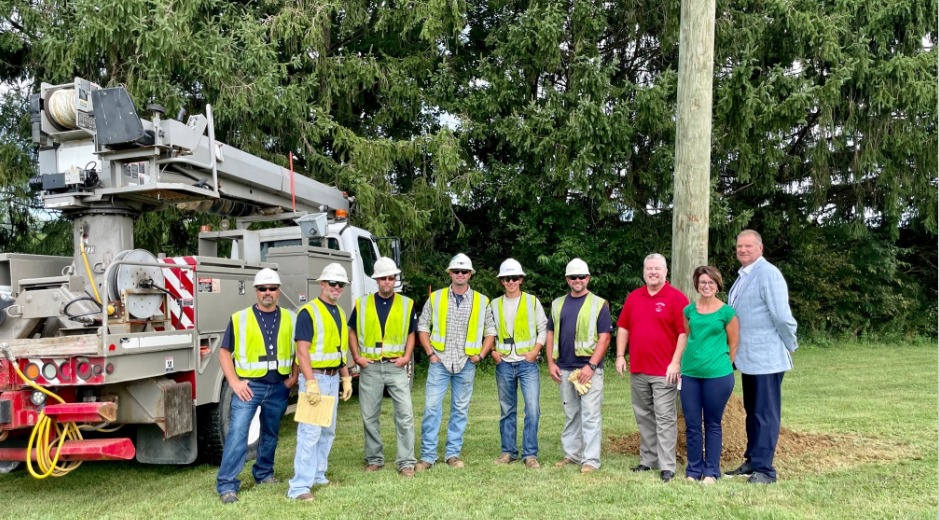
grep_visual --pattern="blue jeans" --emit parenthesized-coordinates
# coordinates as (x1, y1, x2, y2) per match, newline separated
(287, 372, 339, 498)
(495, 359, 540, 459)
(420, 360, 476, 463)
(679, 373, 735, 479)
(216, 379, 290, 495)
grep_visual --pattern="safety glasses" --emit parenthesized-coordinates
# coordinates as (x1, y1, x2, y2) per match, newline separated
(566, 275, 588, 281)
(327, 281, 347, 288)
(501, 276, 522, 283)
(256, 286, 279, 293)
(450, 270, 471, 275)
(376, 276, 397, 282)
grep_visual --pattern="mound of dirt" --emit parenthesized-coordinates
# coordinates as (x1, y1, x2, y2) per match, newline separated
(608, 394, 843, 469)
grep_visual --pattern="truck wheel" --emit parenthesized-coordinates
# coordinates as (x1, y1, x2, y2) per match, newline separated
(197, 380, 260, 465)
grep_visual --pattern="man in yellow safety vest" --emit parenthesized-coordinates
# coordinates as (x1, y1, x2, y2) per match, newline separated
(216, 268, 297, 505)
(489, 258, 547, 469)
(348, 257, 419, 478)
(545, 258, 612, 474)
(287, 263, 354, 501)
(415, 253, 496, 471)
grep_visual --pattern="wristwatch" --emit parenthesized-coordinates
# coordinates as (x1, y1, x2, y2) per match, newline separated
(586, 362, 597, 371)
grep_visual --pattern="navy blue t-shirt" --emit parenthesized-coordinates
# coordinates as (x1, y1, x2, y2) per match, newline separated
(222, 305, 288, 384)
(296, 299, 346, 368)
(347, 294, 418, 340)
(547, 293, 613, 371)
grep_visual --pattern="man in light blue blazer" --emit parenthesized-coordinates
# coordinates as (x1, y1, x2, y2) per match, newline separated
(723, 229, 797, 484)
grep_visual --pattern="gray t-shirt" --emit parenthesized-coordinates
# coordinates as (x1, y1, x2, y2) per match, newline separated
(491, 294, 548, 362)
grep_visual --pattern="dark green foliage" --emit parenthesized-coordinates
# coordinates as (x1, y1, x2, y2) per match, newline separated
(0, 0, 935, 336)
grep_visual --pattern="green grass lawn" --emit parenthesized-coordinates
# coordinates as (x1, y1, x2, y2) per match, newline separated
(1, 340, 936, 519)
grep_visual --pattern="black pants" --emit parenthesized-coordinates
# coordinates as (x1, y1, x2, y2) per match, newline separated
(741, 371, 785, 479)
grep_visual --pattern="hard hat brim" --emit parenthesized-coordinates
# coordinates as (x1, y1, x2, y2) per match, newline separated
(371, 268, 402, 279)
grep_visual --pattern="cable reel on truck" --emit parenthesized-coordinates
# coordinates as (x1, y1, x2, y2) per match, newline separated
(108, 250, 166, 319)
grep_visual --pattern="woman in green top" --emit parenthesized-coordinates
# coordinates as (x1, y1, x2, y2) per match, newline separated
(678, 266, 739, 483)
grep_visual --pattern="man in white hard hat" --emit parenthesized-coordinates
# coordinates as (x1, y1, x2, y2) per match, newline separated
(489, 258, 547, 469)
(614, 253, 689, 483)
(415, 253, 497, 470)
(347, 257, 419, 478)
(217, 268, 297, 504)
(546, 258, 612, 474)
(288, 262, 354, 501)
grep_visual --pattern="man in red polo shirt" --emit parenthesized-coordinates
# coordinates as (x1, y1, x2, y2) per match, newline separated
(615, 253, 689, 483)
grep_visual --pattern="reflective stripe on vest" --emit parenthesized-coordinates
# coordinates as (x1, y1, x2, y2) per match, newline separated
(551, 292, 604, 358)
(298, 299, 348, 368)
(356, 293, 413, 359)
(429, 288, 490, 355)
(492, 293, 537, 355)
(232, 307, 295, 377)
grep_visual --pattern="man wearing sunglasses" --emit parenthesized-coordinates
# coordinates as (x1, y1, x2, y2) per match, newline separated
(288, 263, 354, 501)
(489, 258, 547, 469)
(615, 253, 689, 483)
(347, 257, 419, 478)
(545, 258, 612, 474)
(415, 253, 496, 471)
(216, 268, 297, 505)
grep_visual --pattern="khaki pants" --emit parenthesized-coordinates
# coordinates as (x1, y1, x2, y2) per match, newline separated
(630, 373, 678, 472)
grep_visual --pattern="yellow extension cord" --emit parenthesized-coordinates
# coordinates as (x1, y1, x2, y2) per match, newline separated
(81, 242, 102, 305)
(8, 361, 83, 478)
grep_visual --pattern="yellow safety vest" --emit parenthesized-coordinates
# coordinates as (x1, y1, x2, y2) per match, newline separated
(551, 292, 605, 358)
(491, 293, 538, 355)
(297, 298, 348, 368)
(355, 293, 414, 359)
(231, 307, 295, 378)
(428, 288, 489, 356)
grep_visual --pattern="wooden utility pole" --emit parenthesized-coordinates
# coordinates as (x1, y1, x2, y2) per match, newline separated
(671, 0, 717, 301)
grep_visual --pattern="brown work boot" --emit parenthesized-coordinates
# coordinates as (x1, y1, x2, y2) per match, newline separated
(580, 464, 598, 474)
(295, 492, 315, 502)
(400, 466, 415, 478)
(523, 457, 541, 469)
(493, 453, 518, 465)
(364, 464, 382, 472)
(555, 457, 578, 468)
(414, 460, 433, 472)
(445, 456, 465, 468)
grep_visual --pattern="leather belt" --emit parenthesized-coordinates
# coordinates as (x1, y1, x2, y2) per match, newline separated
(378, 357, 402, 363)
(312, 368, 339, 376)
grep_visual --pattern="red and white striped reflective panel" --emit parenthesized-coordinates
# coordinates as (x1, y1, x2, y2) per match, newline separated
(157, 257, 197, 330)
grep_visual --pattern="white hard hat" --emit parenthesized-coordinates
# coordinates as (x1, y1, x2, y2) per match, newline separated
(253, 268, 281, 286)
(565, 258, 590, 277)
(316, 263, 350, 284)
(445, 253, 475, 273)
(498, 258, 526, 278)
(372, 257, 401, 279)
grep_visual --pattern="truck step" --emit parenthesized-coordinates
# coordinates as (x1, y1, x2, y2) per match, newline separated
(42, 402, 117, 423)
(0, 438, 136, 461)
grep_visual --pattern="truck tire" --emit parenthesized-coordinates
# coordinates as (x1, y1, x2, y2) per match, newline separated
(197, 380, 260, 465)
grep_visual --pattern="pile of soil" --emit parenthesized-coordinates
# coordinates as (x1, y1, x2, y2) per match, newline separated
(608, 394, 848, 470)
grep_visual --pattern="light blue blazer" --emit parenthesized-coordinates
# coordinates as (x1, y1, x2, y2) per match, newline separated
(729, 258, 798, 375)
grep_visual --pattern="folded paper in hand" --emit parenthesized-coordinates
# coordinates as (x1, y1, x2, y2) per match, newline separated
(295, 393, 335, 427)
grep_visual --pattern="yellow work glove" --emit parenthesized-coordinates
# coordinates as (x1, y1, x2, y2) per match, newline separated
(305, 379, 321, 405)
(576, 380, 594, 396)
(567, 369, 581, 383)
(340, 376, 353, 401)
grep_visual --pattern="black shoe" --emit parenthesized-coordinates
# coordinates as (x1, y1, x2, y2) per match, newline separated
(631, 464, 653, 473)
(219, 492, 238, 504)
(746, 472, 776, 484)
(660, 470, 675, 483)
(723, 461, 754, 477)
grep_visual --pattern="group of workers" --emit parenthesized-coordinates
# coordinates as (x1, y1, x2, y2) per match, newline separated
(214, 228, 798, 503)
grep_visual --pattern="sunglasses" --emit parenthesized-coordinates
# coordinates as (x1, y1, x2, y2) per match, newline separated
(450, 270, 471, 275)
(327, 281, 347, 288)
(376, 276, 396, 282)
(567, 275, 588, 281)
(256, 286, 279, 293)
(501, 276, 522, 283)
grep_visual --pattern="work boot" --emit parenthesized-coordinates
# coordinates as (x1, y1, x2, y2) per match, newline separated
(364, 464, 382, 472)
(295, 492, 315, 502)
(219, 492, 238, 505)
(580, 464, 598, 474)
(493, 453, 518, 465)
(257, 477, 281, 485)
(554, 457, 578, 468)
(445, 456, 465, 468)
(415, 460, 433, 472)
(400, 467, 415, 478)
(523, 457, 541, 469)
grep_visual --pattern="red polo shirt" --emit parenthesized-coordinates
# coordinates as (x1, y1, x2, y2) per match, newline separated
(616, 281, 689, 377)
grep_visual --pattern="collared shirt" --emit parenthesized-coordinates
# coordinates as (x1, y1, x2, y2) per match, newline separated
(730, 256, 765, 305)
(494, 294, 548, 363)
(616, 281, 689, 377)
(418, 287, 497, 373)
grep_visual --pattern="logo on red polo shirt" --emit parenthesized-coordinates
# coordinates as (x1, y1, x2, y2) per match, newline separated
(655, 302, 666, 313)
